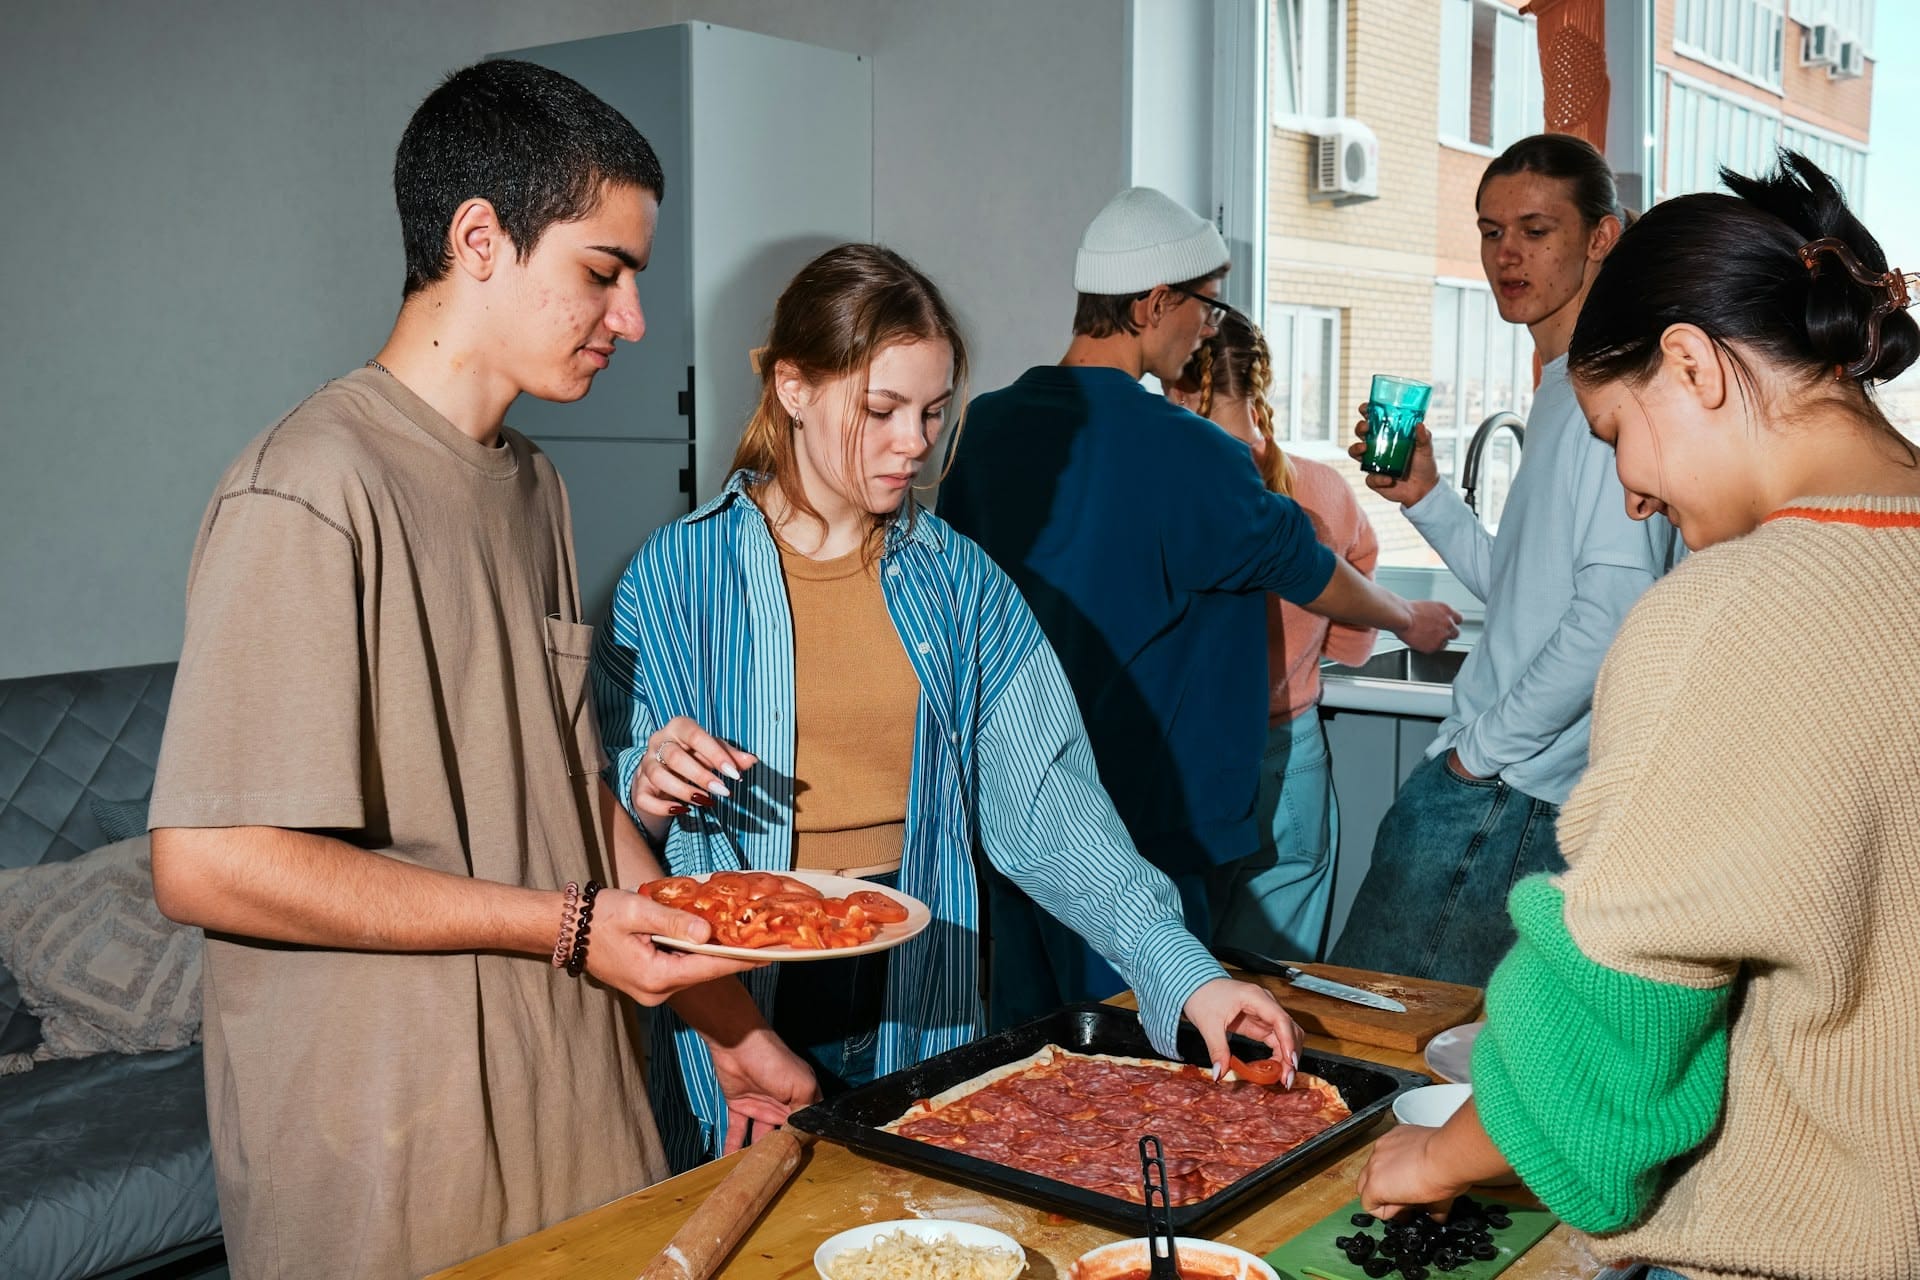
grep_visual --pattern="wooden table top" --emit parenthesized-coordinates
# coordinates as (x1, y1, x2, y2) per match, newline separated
(431, 980, 1599, 1280)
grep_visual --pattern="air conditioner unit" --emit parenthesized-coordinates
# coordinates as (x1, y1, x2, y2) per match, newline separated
(1310, 118, 1379, 203)
(1830, 39, 1866, 79)
(1801, 21, 1842, 67)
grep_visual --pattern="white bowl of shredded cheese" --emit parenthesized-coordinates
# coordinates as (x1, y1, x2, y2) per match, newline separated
(814, 1218, 1027, 1280)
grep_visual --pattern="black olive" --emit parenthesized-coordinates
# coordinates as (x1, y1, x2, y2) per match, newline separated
(1473, 1242, 1499, 1260)
(1362, 1258, 1395, 1278)
(1352, 1211, 1376, 1227)
(1403, 1267, 1430, 1280)
(1335, 1236, 1353, 1250)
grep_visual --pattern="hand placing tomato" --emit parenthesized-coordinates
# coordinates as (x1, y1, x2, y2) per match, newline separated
(1228, 1055, 1287, 1087)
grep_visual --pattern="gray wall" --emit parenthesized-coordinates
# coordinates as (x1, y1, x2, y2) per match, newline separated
(0, 0, 1132, 679)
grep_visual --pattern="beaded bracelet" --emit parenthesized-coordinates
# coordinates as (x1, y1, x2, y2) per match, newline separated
(565, 880, 603, 978)
(550, 881, 581, 969)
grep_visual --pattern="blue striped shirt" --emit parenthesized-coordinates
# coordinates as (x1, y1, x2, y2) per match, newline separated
(590, 471, 1226, 1162)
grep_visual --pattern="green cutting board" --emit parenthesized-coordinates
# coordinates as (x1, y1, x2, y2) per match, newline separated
(1264, 1195, 1557, 1280)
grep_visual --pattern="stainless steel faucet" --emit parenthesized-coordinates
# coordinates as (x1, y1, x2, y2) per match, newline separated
(1461, 411, 1526, 514)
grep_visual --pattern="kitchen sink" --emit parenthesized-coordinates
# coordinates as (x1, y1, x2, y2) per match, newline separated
(1327, 646, 1469, 685)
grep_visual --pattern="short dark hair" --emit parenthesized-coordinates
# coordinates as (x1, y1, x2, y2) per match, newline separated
(1570, 151, 1919, 396)
(394, 59, 664, 297)
(1477, 132, 1619, 229)
(1073, 266, 1229, 339)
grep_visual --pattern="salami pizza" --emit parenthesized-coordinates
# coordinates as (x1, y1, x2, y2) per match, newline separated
(883, 1046, 1349, 1205)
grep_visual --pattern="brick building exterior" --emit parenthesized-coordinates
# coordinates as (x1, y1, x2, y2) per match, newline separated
(1263, 0, 1877, 566)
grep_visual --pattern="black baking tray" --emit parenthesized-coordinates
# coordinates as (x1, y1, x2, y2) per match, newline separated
(787, 1002, 1428, 1231)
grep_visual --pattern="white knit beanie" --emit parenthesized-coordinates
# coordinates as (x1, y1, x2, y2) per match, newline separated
(1073, 187, 1230, 294)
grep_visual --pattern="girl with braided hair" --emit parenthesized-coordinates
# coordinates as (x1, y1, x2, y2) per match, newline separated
(1165, 310, 1379, 960)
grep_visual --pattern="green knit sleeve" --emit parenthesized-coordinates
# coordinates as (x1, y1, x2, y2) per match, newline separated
(1471, 877, 1731, 1234)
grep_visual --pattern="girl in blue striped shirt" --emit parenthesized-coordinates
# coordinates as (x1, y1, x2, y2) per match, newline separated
(591, 244, 1300, 1166)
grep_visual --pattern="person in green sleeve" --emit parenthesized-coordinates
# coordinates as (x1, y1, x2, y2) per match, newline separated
(1356, 153, 1920, 1280)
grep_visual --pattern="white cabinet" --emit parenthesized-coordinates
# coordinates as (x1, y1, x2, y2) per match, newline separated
(496, 23, 873, 619)
(1323, 707, 1442, 954)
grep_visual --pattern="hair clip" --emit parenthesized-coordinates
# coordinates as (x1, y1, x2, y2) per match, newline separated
(1797, 237, 1913, 380)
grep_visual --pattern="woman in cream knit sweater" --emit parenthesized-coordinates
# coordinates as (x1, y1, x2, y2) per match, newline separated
(1355, 153, 1920, 1280)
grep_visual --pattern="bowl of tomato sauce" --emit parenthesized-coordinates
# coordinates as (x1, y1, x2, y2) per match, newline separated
(1069, 1237, 1278, 1280)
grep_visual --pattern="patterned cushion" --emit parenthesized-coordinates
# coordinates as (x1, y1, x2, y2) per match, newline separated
(0, 836, 202, 1073)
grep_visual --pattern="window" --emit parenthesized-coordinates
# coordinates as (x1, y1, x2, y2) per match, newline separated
(1438, 0, 1543, 153)
(1658, 70, 1868, 203)
(1265, 303, 1342, 444)
(1788, 0, 1875, 54)
(1431, 283, 1536, 527)
(1781, 121, 1869, 203)
(1271, 0, 1346, 126)
(1674, 0, 1785, 88)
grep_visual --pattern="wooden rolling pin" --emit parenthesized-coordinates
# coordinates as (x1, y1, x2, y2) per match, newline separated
(635, 1128, 815, 1280)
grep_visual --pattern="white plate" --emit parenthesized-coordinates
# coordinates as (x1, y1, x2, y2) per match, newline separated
(1071, 1237, 1278, 1280)
(647, 869, 932, 962)
(814, 1218, 1025, 1280)
(1424, 1020, 1484, 1084)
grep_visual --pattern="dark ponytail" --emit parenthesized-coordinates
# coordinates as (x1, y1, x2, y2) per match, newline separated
(1568, 150, 1919, 395)
(1476, 133, 1619, 229)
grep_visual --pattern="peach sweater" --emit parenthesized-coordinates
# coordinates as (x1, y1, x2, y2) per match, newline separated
(1266, 455, 1379, 723)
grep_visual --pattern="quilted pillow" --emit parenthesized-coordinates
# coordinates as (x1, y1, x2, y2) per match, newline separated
(0, 835, 202, 1073)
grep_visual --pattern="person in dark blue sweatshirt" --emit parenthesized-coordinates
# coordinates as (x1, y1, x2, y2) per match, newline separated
(939, 187, 1460, 1029)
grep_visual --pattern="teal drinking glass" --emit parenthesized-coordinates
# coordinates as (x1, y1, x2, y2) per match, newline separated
(1361, 375, 1433, 480)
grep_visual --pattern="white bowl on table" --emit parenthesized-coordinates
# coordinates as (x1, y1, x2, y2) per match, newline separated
(1070, 1236, 1279, 1280)
(1392, 1082, 1473, 1128)
(814, 1218, 1026, 1279)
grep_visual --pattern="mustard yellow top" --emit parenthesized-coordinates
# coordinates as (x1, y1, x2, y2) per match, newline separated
(778, 539, 920, 876)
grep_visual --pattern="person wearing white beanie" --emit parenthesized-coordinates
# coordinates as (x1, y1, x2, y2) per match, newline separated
(939, 188, 1460, 1028)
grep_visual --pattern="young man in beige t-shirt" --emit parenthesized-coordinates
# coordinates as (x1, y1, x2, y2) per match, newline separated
(148, 61, 799, 1279)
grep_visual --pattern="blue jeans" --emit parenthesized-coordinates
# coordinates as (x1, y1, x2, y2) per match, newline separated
(1595, 1268, 1693, 1280)
(769, 871, 896, 1094)
(1213, 712, 1339, 961)
(1326, 751, 1563, 987)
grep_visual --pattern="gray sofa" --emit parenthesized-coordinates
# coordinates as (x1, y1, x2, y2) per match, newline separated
(0, 663, 223, 1279)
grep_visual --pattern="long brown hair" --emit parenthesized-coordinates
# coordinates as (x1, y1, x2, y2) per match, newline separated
(1171, 309, 1294, 497)
(731, 244, 970, 548)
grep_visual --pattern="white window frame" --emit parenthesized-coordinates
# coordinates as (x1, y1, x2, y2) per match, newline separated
(1430, 280, 1536, 491)
(1657, 66, 1868, 203)
(1788, 0, 1875, 56)
(1265, 302, 1344, 449)
(1437, 0, 1543, 158)
(1270, 0, 1347, 131)
(1673, 0, 1786, 94)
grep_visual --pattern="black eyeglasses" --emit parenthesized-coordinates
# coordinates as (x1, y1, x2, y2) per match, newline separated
(1151, 283, 1237, 329)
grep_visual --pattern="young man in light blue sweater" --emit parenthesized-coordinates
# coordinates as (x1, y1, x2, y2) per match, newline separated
(1328, 135, 1676, 988)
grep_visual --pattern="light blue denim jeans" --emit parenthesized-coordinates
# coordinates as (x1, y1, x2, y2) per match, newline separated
(1212, 711, 1339, 961)
(1325, 750, 1563, 986)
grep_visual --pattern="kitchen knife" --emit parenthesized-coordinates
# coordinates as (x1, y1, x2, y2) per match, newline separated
(1214, 945, 1408, 1013)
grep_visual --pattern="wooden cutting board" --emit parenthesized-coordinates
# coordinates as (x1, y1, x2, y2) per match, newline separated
(1234, 962, 1483, 1054)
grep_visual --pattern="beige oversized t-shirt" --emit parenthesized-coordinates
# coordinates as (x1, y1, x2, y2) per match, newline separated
(150, 367, 667, 1279)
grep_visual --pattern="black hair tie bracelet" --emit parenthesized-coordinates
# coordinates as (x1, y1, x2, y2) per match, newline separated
(565, 880, 602, 978)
